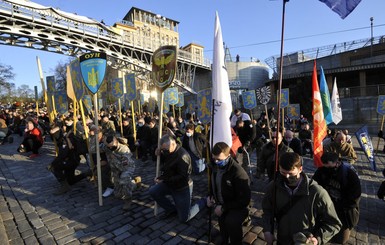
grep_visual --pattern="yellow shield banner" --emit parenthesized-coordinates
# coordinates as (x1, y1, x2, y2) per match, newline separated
(152, 45, 177, 92)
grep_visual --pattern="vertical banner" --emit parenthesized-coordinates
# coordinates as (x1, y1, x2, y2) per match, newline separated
(34, 86, 38, 101)
(46, 76, 55, 95)
(286, 104, 300, 120)
(242, 90, 257, 110)
(188, 101, 196, 115)
(355, 125, 376, 171)
(54, 90, 68, 115)
(111, 78, 124, 99)
(164, 87, 178, 105)
(125, 73, 137, 101)
(376, 95, 385, 115)
(280, 88, 289, 108)
(70, 59, 85, 101)
(331, 78, 342, 125)
(177, 92, 184, 108)
(197, 89, 212, 125)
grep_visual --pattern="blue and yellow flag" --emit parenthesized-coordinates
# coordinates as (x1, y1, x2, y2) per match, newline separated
(46, 76, 55, 95)
(198, 89, 212, 125)
(287, 104, 300, 120)
(355, 125, 376, 171)
(79, 52, 107, 95)
(376, 95, 385, 115)
(111, 78, 124, 98)
(164, 87, 178, 105)
(125, 73, 137, 101)
(188, 101, 196, 115)
(280, 88, 289, 108)
(177, 92, 184, 107)
(124, 98, 130, 111)
(54, 90, 68, 115)
(319, 0, 362, 19)
(69, 59, 85, 101)
(82, 95, 93, 113)
(242, 90, 257, 110)
(320, 66, 333, 125)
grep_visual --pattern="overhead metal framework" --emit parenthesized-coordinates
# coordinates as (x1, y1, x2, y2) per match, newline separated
(0, 0, 211, 94)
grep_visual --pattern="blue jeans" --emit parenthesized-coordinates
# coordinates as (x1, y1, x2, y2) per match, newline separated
(148, 181, 202, 222)
(189, 153, 206, 174)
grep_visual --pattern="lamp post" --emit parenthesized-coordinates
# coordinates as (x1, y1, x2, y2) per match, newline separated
(370, 17, 374, 58)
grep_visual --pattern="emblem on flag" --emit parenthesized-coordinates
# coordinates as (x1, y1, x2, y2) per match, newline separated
(79, 52, 107, 94)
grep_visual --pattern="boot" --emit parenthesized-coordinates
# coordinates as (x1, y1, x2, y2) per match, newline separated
(122, 199, 132, 211)
(54, 180, 71, 195)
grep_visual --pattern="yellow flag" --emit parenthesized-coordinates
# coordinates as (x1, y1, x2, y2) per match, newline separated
(66, 66, 76, 101)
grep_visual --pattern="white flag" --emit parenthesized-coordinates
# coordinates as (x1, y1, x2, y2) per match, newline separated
(211, 12, 233, 148)
(331, 77, 342, 125)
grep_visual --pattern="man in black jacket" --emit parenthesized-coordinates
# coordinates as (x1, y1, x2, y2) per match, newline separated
(206, 142, 251, 244)
(182, 123, 207, 174)
(283, 130, 302, 156)
(313, 152, 361, 244)
(148, 135, 206, 222)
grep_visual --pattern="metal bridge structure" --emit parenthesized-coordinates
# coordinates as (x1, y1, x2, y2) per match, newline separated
(0, 0, 211, 94)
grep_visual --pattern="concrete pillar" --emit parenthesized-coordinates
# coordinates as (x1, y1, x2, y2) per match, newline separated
(359, 71, 366, 96)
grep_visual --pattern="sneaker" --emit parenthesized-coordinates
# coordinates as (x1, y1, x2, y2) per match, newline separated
(102, 187, 114, 197)
(29, 154, 39, 159)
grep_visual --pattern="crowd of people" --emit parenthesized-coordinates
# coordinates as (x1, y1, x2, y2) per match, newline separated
(0, 102, 381, 244)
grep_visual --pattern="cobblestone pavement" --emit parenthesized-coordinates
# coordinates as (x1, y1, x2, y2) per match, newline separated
(0, 135, 385, 244)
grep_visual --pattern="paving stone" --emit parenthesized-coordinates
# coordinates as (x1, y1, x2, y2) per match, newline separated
(38, 234, 56, 245)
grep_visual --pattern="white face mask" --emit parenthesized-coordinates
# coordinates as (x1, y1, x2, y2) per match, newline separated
(186, 132, 192, 137)
(138, 123, 144, 127)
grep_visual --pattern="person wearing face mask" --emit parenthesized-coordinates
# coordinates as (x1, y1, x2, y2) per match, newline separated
(283, 130, 302, 156)
(103, 135, 140, 211)
(262, 152, 341, 245)
(312, 152, 361, 244)
(206, 142, 251, 245)
(182, 123, 207, 175)
(257, 130, 293, 181)
(148, 135, 206, 222)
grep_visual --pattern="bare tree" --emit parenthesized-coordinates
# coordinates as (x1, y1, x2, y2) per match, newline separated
(51, 58, 72, 90)
(0, 62, 15, 91)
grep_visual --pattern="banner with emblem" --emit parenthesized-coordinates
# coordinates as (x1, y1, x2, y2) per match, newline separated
(197, 88, 212, 125)
(376, 95, 385, 115)
(164, 87, 178, 105)
(69, 59, 85, 101)
(54, 90, 68, 115)
(242, 90, 257, 110)
(46, 76, 55, 95)
(188, 100, 196, 115)
(82, 95, 93, 113)
(79, 52, 107, 94)
(111, 78, 124, 98)
(124, 98, 130, 111)
(280, 88, 289, 108)
(152, 45, 177, 92)
(287, 104, 300, 120)
(125, 73, 137, 101)
(355, 125, 376, 171)
(177, 92, 184, 108)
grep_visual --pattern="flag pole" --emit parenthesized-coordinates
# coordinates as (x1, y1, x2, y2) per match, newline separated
(272, 0, 289, 234)
(154, 91, 164, 216)
(208, 98, 215, 243)
(93, 93, 103, 206)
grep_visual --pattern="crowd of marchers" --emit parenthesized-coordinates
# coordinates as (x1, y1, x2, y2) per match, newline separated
(1, 102, 384, 244)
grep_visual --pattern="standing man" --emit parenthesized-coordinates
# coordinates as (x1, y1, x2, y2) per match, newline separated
(148, 135, 206, 222)
(230, 109, 251, 128)
(313, 152, 361, 244)
(324, 132, 357, 164)
(206, 142, 251, 244)
(262, 152, 341, 244)
(182, 123, 207, 174)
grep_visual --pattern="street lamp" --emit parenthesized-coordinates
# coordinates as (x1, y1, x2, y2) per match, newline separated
(370, 17, 374, 57)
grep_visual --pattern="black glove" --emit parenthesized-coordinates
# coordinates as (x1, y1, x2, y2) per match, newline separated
(378, 130, 384, 138)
